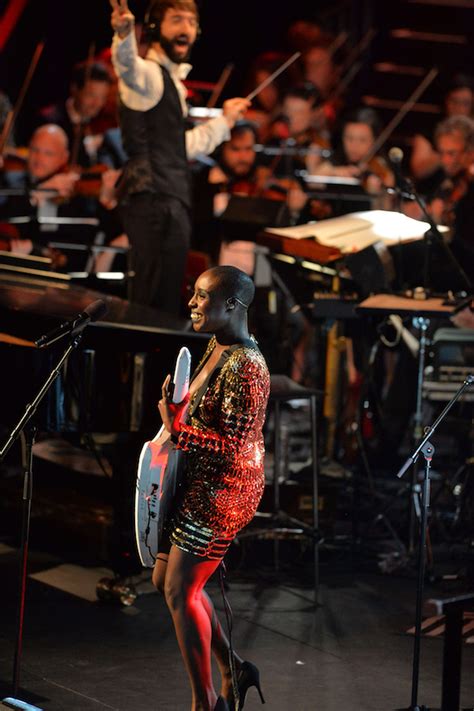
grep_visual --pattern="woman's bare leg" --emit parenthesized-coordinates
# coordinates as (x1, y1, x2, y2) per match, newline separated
(161, 545, 223, 711)
(153, 554, 242, 699)
(201, 590, 243, 698)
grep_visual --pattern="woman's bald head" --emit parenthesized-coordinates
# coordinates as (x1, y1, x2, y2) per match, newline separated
(202, 266, 255, 309)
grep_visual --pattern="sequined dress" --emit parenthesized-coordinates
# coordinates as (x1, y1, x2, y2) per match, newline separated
(169, 336, 270, 559)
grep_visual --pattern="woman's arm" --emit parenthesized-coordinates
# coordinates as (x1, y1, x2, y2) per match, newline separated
(177, 354, 268, 460)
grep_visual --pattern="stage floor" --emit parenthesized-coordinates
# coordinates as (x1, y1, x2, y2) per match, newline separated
(1, 542, 473, 711)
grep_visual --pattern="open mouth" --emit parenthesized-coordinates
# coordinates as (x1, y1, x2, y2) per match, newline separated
(190, 312, 202, 322)
(175, 36, 190, 47)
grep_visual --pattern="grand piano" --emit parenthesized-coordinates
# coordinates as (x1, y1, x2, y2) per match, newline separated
(0, 255, 207, 435)
(0, 254, 209, 574)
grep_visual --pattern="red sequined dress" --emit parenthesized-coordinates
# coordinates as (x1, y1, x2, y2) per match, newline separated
(169, 336, 270, 559)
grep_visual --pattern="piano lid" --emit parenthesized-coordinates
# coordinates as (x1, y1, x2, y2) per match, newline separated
(0, 273, 204, 346)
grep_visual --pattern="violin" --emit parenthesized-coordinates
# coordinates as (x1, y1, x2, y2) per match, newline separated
(43, 163, 117, 203)
(71, 163, 110, 198)
(363, 156, 394, 186)
(0, 224, 67, 270)
(231, 165, 303, 202)
(0, 223, 21, 250)
(430, 169, 472, 226)
(1, 147, 29, 172)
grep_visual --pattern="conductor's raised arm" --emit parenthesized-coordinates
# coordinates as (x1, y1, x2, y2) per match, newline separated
(110, 0, 135, 38)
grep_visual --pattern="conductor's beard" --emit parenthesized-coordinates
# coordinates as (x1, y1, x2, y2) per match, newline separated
(160, 34, 194, 64)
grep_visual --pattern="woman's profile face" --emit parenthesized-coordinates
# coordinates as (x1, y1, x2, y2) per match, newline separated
(188, 272, 228, 332)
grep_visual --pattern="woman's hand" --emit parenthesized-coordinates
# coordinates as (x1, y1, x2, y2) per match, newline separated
(158, 374, 189, 437)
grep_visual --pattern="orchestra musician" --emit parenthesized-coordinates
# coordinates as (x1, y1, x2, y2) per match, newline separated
(265, 82, 329, 175)
(192, 119, 318, 275)
(34, 61, 113, 169)
(410, 73, 474, 190)
(109, 0, 250, 316)
(154, 265, 269, 711)
(242, 52, 290, 141)
(0, 124, 124, 262)
(192, 120, 259, 267)
(301, 34, 345, 133)
(286, 19, 324, 53)
(0, 124, 79, 255)
(310, 106, 395, 215)
(407, 115, 474, 285)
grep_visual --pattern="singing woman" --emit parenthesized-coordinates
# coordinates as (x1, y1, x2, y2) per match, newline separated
(154, 265, 270, 711)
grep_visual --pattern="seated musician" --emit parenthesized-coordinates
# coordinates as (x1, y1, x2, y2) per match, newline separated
(192, 120, 315, 274)
(410, 73, 474, 192)
(0, 124, 124, 264)
(407, 115, 474, 285)
(311, 106, 395, 214)
(301, 32, 345, 135)
(243, 52, 290, 141)
(265, 82, 329, 174)
(286, 19, 324, 52)
(33, 61, 113, 168)
(192, 120, 259, 260)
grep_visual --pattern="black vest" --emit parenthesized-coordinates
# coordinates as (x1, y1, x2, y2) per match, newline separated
(119, 63, 190, 207)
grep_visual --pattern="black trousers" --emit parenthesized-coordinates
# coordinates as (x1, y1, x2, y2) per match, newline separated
(121, 193, 191, 316)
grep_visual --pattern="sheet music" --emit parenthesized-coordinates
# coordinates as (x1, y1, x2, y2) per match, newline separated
(265, 210, 443, 254)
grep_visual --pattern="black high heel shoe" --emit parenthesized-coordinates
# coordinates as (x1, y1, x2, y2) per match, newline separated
(214, 696, 229, 710)
(237, 661, 265, 709)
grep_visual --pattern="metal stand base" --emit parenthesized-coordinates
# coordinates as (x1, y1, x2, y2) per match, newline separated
(1, 699, 43, 710)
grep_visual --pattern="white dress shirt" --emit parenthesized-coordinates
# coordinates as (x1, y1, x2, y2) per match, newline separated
(111, 32, 230, 160)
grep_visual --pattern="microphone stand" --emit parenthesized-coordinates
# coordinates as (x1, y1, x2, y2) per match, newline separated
(0, 333, 84, 710)
(396, 373, 474, 711)
(387, 167, 472, 554)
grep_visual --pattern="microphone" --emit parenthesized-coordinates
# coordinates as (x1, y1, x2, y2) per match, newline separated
(35, 299, 108, 349)
(388, 146, 404, 167)
(388, 146, 413, 195)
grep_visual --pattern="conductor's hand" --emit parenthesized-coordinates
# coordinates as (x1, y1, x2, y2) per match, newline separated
(222, 98, 251, 128)
(110, 0, 135, 39)
(158, 374, 190, 437)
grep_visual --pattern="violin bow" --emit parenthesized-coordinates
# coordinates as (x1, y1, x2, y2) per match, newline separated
(207, 63, 234, 109)
(0, 40, 45, 155)
(360, 66, 439, 168)
(337, 28, 376, 81)
(327, 30, 350, 58)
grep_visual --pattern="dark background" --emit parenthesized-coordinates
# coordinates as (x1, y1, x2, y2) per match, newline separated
(1, 0, 374, 142)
